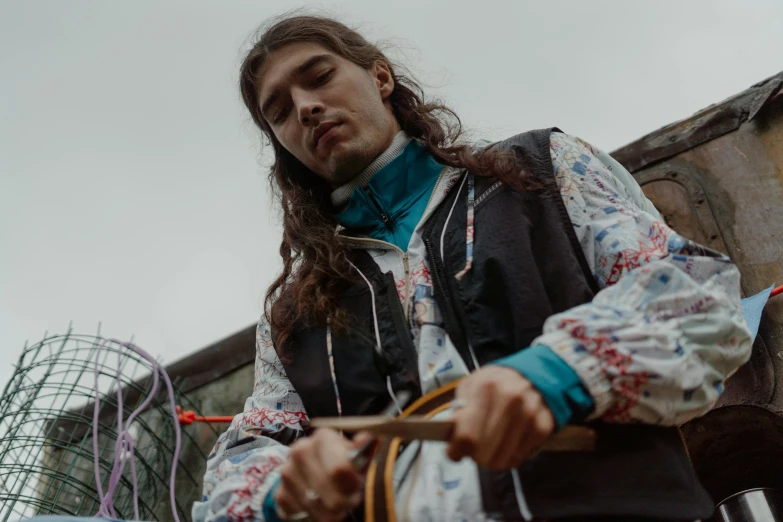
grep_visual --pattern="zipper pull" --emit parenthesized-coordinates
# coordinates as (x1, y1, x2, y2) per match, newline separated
(363, 186, 392, 228)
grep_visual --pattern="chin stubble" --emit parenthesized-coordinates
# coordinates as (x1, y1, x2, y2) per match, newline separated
(326, 136, 374, 186)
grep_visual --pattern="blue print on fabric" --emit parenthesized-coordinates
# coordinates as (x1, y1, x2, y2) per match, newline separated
(572, 162, 587, 176)
(437, 360, 454, 373)
(444, 479, 461, 490)
(595, 223, 621, 242)
(667, 234, 687, 251)
(228, 450, 253, 464)
(674, 342, 684, 356)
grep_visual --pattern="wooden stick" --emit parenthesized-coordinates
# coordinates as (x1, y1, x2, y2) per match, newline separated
(312, 416, 597, 452)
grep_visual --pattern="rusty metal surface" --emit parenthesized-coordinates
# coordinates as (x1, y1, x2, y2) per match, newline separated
(612, 72, 783, 174)
(635, 167, 728, 255)
(619, 69, 783, 500)
(681, 405, 783, 504)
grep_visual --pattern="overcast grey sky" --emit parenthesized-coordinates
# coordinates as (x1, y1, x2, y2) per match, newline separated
(2, 0, 782, 390)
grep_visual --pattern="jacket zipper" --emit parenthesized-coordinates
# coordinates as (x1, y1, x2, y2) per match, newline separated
(362, 186, 392, 228)
(346, 171, 453, 323)
(402, 251, 410, 320)
(422, 235, 475, 371)
(385, 271, 412, 342)
(418, 168, 449, 224)
(475, 180, 502, 208)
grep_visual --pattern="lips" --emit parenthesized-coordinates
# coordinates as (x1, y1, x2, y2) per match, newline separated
(312, 122, 340, 150)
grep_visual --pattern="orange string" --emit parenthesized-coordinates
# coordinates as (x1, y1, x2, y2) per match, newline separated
(176, 406, 234, 425)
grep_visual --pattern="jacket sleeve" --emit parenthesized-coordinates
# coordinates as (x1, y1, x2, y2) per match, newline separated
(191, 316, 308, 522)
(526, 132, 752, 425)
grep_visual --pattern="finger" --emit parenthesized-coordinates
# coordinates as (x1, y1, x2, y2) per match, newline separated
(286, 435, 340, 520)
(447, 381, 491, 462)
(511, 398, 555, 465)
(482, 385, 524, 470)
(275, 461, 309, 519)
(350, 431, 380, 472)
(291, 430, 359, 519)
(316, 431, 363, 510)
(352, 431, 375, 448)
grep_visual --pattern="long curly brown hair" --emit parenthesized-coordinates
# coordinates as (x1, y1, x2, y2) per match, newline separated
(240, 15, 538, 352)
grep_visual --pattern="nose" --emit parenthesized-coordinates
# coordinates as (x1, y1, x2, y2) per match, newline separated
(294, 89, 325, 127)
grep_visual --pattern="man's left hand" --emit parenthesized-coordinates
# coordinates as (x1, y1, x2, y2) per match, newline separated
(446, 366, 555, 470)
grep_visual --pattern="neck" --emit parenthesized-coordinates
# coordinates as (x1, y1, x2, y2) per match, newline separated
(331, 131, 410, 208)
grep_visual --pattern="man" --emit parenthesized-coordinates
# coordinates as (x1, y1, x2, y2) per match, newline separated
(193, 14, 752, 522)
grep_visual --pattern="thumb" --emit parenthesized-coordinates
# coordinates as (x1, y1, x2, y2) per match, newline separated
(350, 431, 379, 472)
(352, 431, 376, 449)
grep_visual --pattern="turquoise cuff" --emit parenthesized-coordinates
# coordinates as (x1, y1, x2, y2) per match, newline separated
(262, 478, 283, 522)
(493, 344, 595, 428)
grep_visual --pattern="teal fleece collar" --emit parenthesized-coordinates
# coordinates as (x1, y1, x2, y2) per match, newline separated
(335, 140, 444, 251)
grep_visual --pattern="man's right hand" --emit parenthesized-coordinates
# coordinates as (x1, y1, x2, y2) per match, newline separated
(273, 428, 373, 522)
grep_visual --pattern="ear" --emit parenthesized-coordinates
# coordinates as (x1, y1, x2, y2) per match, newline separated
(372, 60, 395, 101)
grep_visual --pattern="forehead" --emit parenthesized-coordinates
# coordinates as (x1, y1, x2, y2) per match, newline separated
(257, 42, 339, 96)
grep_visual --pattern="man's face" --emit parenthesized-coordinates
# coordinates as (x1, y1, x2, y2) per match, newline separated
(257, 42, 400, 186)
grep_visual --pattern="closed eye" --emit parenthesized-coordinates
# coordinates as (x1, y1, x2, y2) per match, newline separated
(271, 106, 290, 124)
(312, 70, 333, 87)
(268, 70, 333, 125)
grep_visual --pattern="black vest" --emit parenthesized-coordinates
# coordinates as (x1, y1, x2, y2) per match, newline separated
(276, 129, 714, 521)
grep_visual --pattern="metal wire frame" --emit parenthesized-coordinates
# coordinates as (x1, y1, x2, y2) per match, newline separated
(0, 326, 218, 522)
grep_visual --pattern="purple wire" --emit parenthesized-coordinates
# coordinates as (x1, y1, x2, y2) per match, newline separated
(102, 349, 149, 519)
(92, 341, 109, 517)
(105, 350, 124, 518)
(116, 340, 182, 522)
(126, 432, 140, 519)
(91, 339, 182, 522)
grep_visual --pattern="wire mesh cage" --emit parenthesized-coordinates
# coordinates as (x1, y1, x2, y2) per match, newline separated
(0, 327, 219, 522)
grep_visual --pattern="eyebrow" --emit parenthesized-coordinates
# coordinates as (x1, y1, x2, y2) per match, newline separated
(260, 54, 334, 119)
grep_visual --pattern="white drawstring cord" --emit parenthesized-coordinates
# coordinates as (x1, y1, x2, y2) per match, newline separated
(386, 375, 403, 415)
(346, 258, 383, 357)
(441, 173, 468, 261)
(511, 468, 533, 521)
(325, 319, 343, 417)
(346, 259, 403, 414)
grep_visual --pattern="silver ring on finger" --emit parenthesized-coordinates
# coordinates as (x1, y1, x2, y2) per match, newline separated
(305, 489, 320, 504)
(274, 504, 312, 522)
